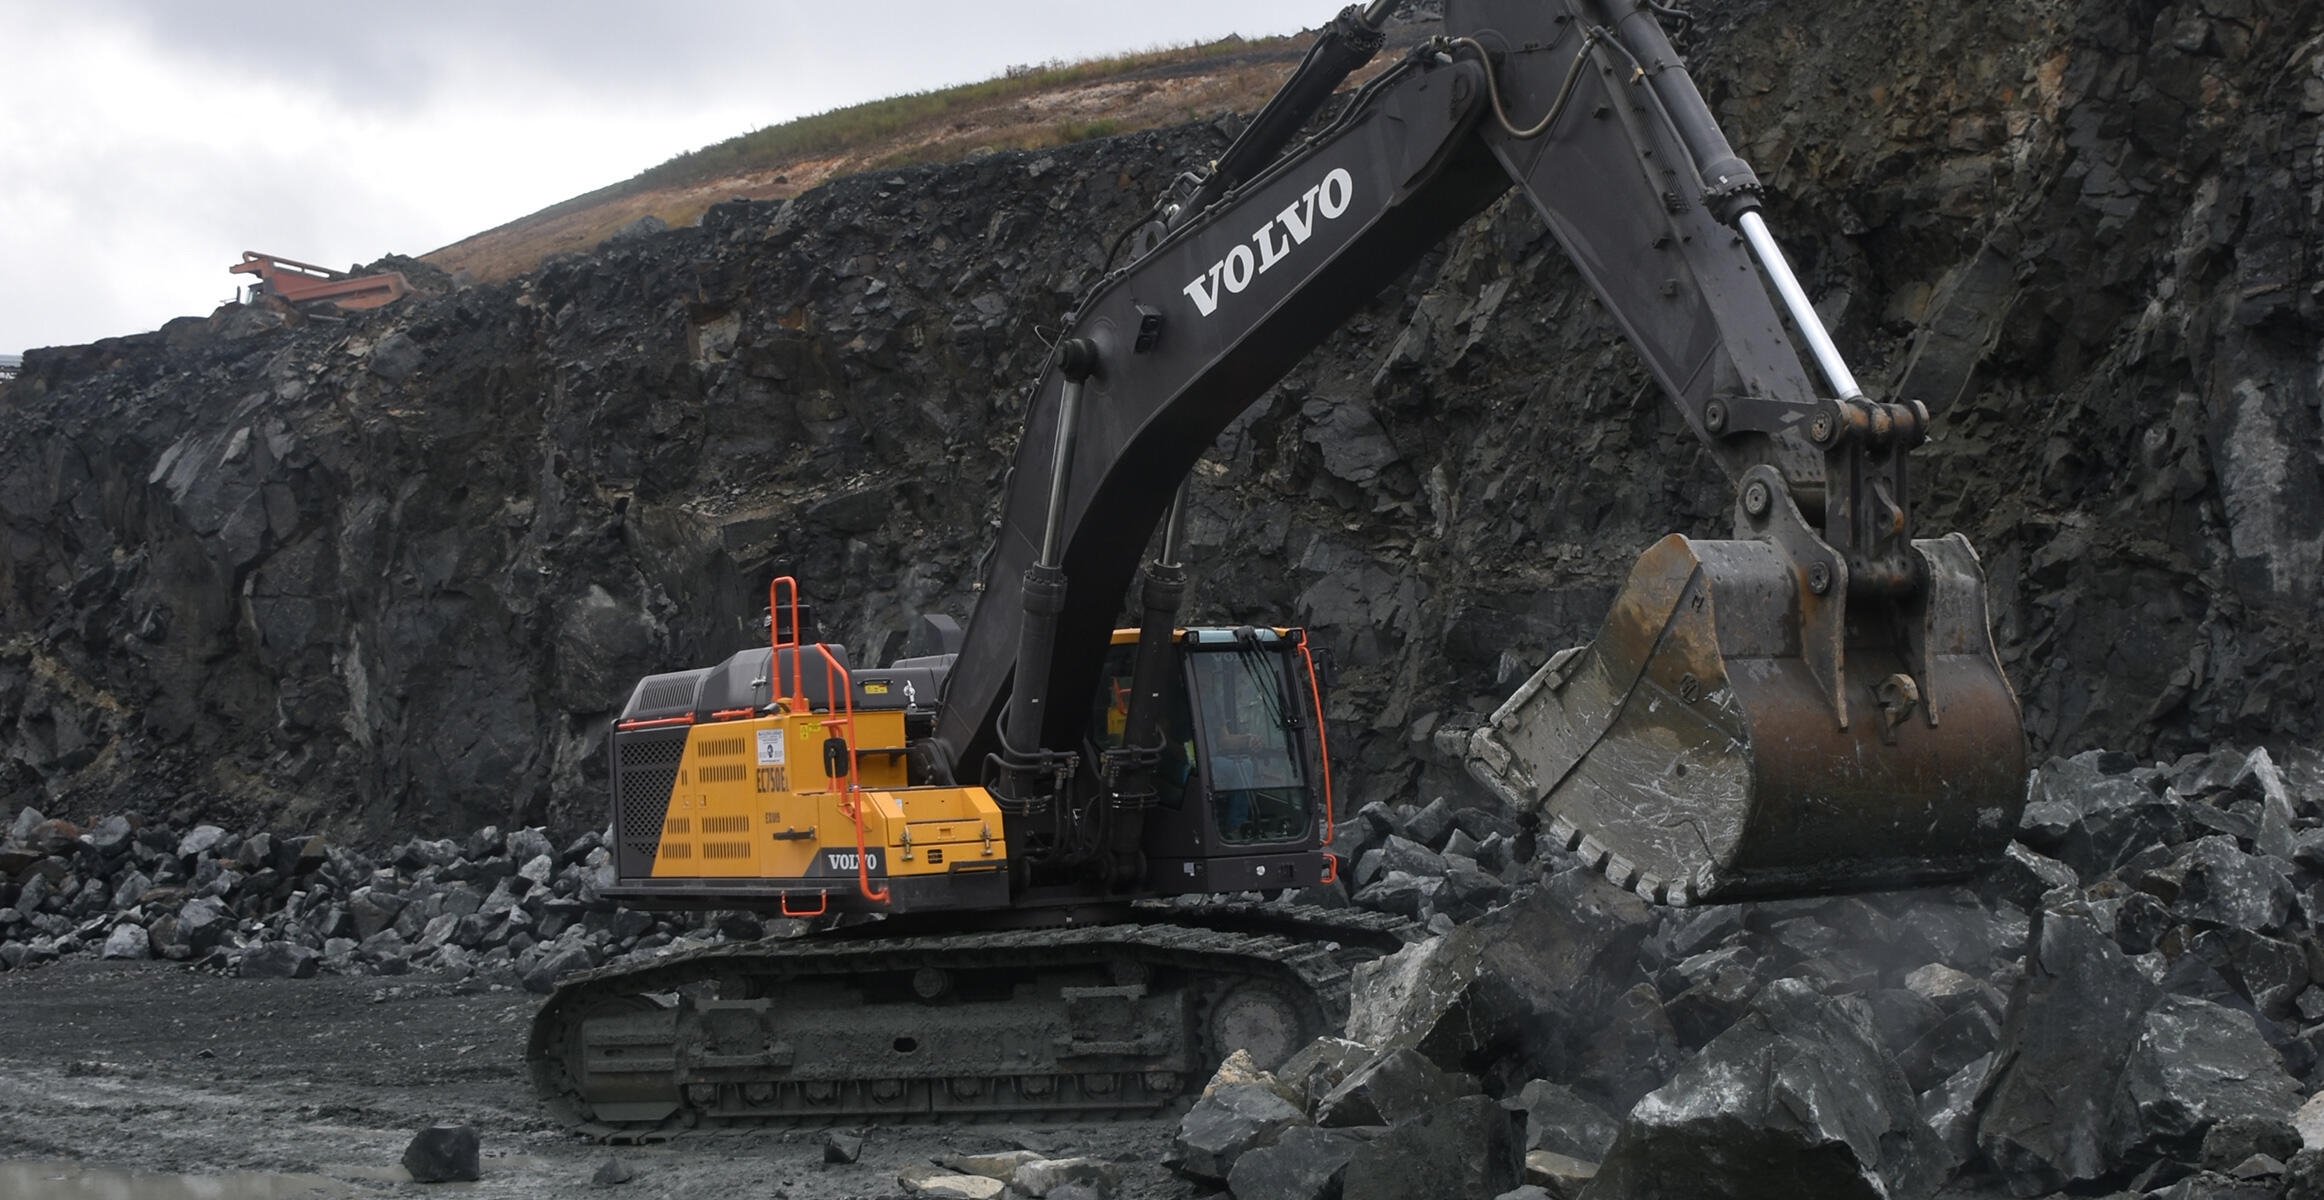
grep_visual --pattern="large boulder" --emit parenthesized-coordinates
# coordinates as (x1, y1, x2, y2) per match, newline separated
(1345, 867, 1671, 1107)
(1341, 1095, 1522, 1200)
(1584, 978, 1943, 1200)
(2112, 995, 2304, 1168)
(1975, 900, 2161, 1194)
(1168, 1079, 1310, 1184)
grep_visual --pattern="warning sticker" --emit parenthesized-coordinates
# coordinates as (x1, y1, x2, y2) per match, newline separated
(756, 730, 787, 766)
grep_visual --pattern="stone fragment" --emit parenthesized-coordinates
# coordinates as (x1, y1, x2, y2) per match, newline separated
(1345, 867, 1667, 1106)
(2143, 1171, 2276, 1199)
(1400, 798, 1456, 849)
(1502, 1079, 1618, 1160)
(1352, 871, 1441, 920)
(82, 816, 134, 856)
(177, 896, 232, 951)
(1589, 979, 1942, 1200)
(2114, 995, 2303, 1165)
(520, 942, 594, 993)
(1523, 1149, 1596, 1196)
(2296, 1091, 2324, 1151)
(1276, 1036, 1373, 1109)
(1975, 901, 2159, 1194)
(1986, 841, 2080, 907)
(591, 1157, 635, 1185)
(820, 1130, 862, 1164)
(1010, 1156, 1117, 1197)
(1226, 1125, 1369, 1200)
(1341, 1095, 1522, 1200)
(100, 923, 149, 960)
(238, 940, 320, 979)
(2202, 1113, 2302, 1171)
(1168, 1079, 1311, 1183)
(899, 1170, 1005, 1199)
(2017, 753, 2184, 877)
(2171, 836, 2298, 934)
(937, 1150, 1039, 1180)
(1315, 1046, 1477, 1128)
(1919, 1052, 1993, 1168)
(177, 825, 228, 860)
(402, 1124, 481, 1183)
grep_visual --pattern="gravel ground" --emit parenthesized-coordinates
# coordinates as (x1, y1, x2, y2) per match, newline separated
(0, 958, 1198, 1199)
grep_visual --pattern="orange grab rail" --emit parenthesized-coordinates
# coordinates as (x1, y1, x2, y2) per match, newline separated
(812, 641, 889, 905)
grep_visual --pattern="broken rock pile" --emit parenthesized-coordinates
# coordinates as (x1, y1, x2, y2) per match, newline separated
(0, 807, 772, 988)
(1191, 745, 2324, 1200)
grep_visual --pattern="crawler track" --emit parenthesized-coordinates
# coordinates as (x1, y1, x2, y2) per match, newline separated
(527, 905, 1420, 1138)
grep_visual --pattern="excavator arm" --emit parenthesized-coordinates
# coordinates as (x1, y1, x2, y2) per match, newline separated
(934, 0, 2026, 903)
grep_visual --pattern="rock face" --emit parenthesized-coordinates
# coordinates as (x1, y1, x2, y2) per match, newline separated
(2, 0, 2320, 840)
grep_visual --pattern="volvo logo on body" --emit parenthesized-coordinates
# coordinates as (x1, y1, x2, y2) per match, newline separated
(1181, 167, 1355, 317)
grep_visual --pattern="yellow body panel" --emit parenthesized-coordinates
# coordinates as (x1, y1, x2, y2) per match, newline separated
(647, 709, 1003, 881)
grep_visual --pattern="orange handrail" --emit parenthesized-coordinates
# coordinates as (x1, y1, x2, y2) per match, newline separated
(615, 714, 695, 731)
(812, 641, 889, 905)
(768, 576, 806, 712)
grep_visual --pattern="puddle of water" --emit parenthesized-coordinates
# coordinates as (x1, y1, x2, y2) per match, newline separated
(0, 1160, 359, 1200)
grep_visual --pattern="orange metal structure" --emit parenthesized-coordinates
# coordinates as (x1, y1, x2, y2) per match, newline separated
(229, 251, 410, 313)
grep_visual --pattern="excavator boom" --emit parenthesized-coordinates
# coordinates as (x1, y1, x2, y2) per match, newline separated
(940, 0, 2026, 902)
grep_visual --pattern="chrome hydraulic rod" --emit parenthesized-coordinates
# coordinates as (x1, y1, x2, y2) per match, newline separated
(1737, 210, 1863, 402)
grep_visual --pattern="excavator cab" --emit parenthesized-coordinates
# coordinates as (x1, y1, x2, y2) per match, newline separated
(1086, 628, 1332, 893)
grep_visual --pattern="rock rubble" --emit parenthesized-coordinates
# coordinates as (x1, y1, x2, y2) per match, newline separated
(1175, 745, 2324, 1199)
(0, 805, 781, 988)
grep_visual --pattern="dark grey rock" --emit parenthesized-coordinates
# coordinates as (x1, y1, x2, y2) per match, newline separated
(1315, 1047, 1477, 1128)
(1351, 871, 1441, 920)
(1987, 841, 2080, 908)
(2170, 837, 2298, 934)
(519, 942, 595, 993)
(1918, 1051, 1992, 1168)
(238, 940, 319, 979)
(1276, 1036, 1373, 1111)
(2145, 1171, 2279, 1200)
(402, 1123, 481, 1182)
(1226, 1125, 1368, 1200)
(2114, 995, 2303, 1167)
(1976, 901, 2161, 1194)
(1168, 1082, 1309, 1184)
(1585, 978, 1942, 1200)
(1376, 834, 1446, 879)
(2017, 753, 2186, 878)
(822, 1130, 863, 1164)
(1010, 1156, 1119, 1197)
(176, 825, 227, 860)
(1341, 1095, 1521, 1200)
(1399, 798, 1457, 850)
(99, 923, 148, 960)
(82, 816, 134, 856)
(591, 1157, 635, 1185)
(1346, 867, 1669, 1107)
(177, 896, 232, 952)
(1502, 1079, 1619, 1160)
(2200, 1113, 2302, 1172)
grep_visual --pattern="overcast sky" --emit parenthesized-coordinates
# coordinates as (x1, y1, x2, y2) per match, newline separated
(0, 1, 1339, 355)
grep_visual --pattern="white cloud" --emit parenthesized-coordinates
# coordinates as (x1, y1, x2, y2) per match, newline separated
(0, 2, 1340, 353)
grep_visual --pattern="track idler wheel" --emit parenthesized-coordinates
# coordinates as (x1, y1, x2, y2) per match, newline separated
(1462, 532, 2026, 904)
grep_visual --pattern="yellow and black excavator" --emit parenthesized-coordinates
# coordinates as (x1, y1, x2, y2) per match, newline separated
(527, 0, 2027, 1132)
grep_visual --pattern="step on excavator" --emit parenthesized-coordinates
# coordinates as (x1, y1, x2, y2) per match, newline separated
(526, 0, 2027, 1133)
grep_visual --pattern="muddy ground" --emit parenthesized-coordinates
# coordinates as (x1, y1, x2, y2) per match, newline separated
(0, 960, 1196, 1199)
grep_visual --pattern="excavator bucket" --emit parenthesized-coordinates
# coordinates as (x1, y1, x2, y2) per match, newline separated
(1463, 533, 2026, 905)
